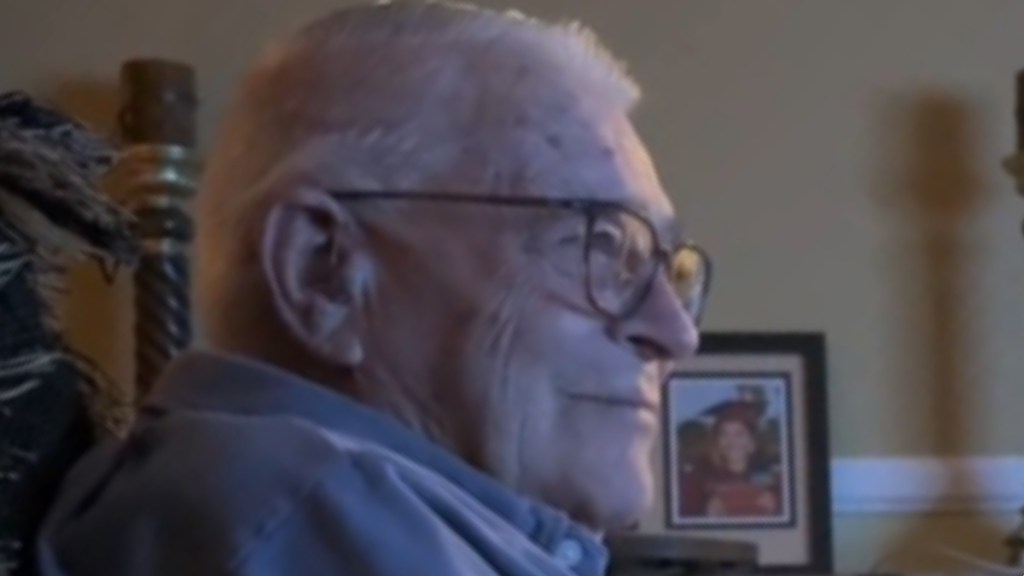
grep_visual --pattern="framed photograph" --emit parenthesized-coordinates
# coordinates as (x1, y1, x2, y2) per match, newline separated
(665, 371, 795, 529)
(653, 332, 832, 573)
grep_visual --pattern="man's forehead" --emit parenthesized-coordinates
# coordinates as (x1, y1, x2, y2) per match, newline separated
(656, 213, 686, 247)
(560, 113, 683, 244)
(623, 202, 686, 247)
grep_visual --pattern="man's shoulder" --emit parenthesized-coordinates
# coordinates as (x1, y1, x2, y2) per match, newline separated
(120, 411, 377, 509)
(41, 406, 593, 576)
(140, 410, 359, 482)
(45, 411, 425, 574)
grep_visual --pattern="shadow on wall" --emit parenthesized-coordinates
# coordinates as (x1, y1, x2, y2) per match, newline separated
(47, 76, 136, 402)
(870, 90, 1007, 571)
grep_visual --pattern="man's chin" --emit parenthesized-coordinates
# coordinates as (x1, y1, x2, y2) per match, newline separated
(569, 469, 654, 534)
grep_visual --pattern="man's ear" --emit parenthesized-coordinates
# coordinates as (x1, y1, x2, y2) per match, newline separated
(260, 188, 370, 366)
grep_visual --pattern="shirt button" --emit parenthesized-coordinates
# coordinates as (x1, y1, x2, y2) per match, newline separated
(554, 538, 584, 568)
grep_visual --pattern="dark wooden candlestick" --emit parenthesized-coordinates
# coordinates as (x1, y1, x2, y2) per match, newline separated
(107, 59, 199, 401)
(1015, 69, 1024, 152)
(1004, 69, 1024, 194)
(1006, 509, 1024, 568)
(1003, 68, 1024, 568)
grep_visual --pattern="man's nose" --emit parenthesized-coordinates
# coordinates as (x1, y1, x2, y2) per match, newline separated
(616, 275, 700, 362)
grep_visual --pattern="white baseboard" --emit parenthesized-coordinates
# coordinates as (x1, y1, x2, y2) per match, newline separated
(831, 456, 1024, 514)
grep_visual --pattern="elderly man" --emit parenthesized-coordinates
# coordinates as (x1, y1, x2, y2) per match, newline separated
(37, 2, 709, 575)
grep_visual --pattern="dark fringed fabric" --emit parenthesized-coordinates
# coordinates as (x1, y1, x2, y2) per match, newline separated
(0, 92, 138, 576)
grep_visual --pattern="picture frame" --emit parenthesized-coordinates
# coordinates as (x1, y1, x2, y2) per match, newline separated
(634, 332, 832, 573)
(664, 367, 796, 531)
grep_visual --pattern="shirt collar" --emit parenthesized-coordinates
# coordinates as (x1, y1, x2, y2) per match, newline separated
(143, 350, 608, 576)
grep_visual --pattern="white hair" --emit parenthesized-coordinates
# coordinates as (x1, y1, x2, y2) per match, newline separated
(194, 0, 641, 348)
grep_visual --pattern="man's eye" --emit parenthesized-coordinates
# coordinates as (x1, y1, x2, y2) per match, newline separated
(589, 224, 623, 255)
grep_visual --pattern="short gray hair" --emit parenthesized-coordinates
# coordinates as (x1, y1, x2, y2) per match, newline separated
(195, 1, 640, 347)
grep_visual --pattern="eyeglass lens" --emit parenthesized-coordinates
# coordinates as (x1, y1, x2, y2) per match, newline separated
(585, 209, 708, 322)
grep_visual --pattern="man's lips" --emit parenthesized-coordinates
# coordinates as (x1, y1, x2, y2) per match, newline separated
(564, 392, 659, 413)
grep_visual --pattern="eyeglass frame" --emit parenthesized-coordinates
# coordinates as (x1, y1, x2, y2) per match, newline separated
(325, 189, 712, 325)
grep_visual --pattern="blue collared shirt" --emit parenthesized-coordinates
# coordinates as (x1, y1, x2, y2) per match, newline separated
(35, 351, 608, 576)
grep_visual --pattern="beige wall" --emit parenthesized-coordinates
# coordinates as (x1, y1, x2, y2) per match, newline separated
(4, 0, 1024, 572)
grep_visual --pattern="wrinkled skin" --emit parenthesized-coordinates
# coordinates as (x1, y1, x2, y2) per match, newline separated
(258, 106, 700, 533)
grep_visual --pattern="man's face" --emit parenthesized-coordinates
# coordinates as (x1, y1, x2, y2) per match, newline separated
(359, 111, 699, 533)
(499, 115, 700, 532)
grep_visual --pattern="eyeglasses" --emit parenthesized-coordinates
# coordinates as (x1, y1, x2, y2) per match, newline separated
(328, 190, 712, 325)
